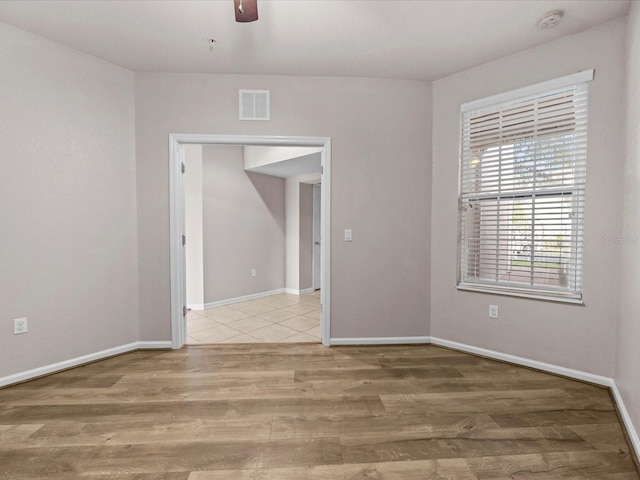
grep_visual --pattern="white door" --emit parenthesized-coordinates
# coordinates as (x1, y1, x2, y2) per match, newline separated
(312, 184, 321, 290)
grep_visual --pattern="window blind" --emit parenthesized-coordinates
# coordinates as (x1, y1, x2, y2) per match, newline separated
(458, 72, 592, 302)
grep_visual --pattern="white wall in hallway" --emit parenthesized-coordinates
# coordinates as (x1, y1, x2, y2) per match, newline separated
(184, 144, 204, 307)
(202, 146, 286, 304)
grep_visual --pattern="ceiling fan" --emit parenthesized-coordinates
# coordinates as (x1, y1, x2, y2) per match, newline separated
(234, 0, 258, 22)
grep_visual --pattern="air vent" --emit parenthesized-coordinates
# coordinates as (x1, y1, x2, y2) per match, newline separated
(239, 89, 270, 120)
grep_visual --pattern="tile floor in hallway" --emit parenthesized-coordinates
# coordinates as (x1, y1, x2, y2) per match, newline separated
(186, 291, 321, 344)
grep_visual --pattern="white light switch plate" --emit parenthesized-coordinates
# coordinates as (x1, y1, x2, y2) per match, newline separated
(344, 229, 352, 242)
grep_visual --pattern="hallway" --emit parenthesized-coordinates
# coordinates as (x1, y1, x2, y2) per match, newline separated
(186, 291, 321, 344)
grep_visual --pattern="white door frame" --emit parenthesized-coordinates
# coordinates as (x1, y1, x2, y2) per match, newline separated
(169, 134, 331, 348)
(312, 184, 322, 290)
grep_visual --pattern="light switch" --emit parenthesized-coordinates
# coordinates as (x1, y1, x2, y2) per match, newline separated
(344, 229, 352, 242)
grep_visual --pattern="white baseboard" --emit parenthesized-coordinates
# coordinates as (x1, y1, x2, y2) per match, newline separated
(0, 341, 171, 388)
(330, 336, 432, 346)
(428, 336, 639, 461)
(195, 288, 311, 309)
(329, 334, 638, 460)
(137, 341, 173, 350)
(285, 287, 315, 296)
(429, 337, 612, 386)
(201, 288, 286, 310)
(610, 382, 640, 462)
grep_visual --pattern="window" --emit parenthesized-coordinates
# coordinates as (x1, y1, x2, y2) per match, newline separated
(457, 70, 593, 303)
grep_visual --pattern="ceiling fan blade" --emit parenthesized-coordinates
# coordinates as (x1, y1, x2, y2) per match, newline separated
(234, 0, 258, 22)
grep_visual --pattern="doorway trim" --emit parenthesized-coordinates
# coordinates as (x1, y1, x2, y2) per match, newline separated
(169, 134, 331, 348)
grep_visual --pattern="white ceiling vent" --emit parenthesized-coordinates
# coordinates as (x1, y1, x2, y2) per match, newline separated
(239, 89, 270, 121)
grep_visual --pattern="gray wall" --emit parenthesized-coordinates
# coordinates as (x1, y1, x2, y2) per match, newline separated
(285, 176, 300, 292)
(617, 3, 640, 445)
(431, 18, 626, 377)
(299, 183, 314, 291)
(0, 22, 138, 377)
(202, 146, 285, 303)
(135, 74, 432, 340)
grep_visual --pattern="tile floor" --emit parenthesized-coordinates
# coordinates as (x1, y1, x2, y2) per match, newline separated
(186, 291, 321, 344)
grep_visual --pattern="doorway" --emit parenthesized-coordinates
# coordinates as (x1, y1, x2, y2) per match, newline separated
(183, 145, 321, 344)
(313, 184, 322, 290)
(169, 134, 331, 349)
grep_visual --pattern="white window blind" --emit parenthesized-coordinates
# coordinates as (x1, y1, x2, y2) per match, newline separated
(458, 71, 593, 302)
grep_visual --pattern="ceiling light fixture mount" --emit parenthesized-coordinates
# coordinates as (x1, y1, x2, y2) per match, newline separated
(234, 0, 258, 23)
(538, 9, 564, 30)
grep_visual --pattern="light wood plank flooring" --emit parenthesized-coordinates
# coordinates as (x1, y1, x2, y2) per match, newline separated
(0, 344, 638, 479)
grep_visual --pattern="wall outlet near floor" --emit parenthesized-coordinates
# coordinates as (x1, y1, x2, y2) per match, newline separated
(14, 317, 28, 335)
(251, 269, 257, 277)
(488, 305, 499, 319)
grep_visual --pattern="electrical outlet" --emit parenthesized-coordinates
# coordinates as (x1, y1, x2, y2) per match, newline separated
(489, 305, 499, 319)
(14, 318, 28, 335)
(251, 269, 257, 277)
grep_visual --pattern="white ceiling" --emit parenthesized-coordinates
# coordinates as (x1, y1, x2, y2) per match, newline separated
(246, 152, 321, 178)
(0, 0, 631, 80)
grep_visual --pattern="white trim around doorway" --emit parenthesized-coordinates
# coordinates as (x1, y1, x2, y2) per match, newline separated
(169, 134, 332, 349)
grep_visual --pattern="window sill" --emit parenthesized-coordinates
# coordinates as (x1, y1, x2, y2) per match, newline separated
(457, 284, 584, 305)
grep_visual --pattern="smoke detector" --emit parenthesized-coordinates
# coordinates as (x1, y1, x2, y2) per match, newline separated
(538, 9, 564, 30)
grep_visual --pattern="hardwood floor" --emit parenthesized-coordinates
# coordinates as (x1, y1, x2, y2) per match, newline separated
(0, 344, 638, 479)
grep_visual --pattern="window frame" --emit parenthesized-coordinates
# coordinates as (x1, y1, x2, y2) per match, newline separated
(456, 70, 594, 304)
